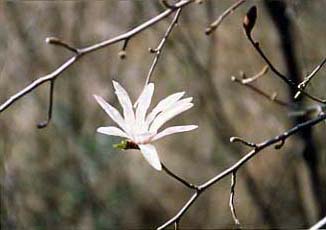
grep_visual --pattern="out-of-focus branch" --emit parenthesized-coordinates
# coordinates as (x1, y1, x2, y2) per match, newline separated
(145, 8, 182, 85)
(157, 113, 326, 229)
(310, 216, 326, 230)
(243, 6, 326, 104)
(0, 0, 194, 114)
(295, 57, 326, 99)
(205, 0, 246, 35)
(231, 66, 293, 108)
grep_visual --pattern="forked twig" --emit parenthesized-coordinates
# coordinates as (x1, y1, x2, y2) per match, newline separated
(294, 57, 326, 99)
(157, 113, 326, 229)
(145, 8, 182, 85)
(0, 0, 194, 114)
(231, 66, 292, 108)
(243, 6, 326, 104)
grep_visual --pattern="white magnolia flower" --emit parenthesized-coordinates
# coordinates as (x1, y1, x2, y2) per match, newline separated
(94, 81, 197, 171)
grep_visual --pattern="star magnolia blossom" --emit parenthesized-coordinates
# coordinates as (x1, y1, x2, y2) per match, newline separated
(94, 81, 197, 171)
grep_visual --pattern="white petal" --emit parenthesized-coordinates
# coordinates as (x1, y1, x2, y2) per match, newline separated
(97, 126, 129, 138)
(152, 125, 198, 141)
(176, 97, 193, 105)
(138, 144, 162, 171)
(146, 91, 185, 125)
(112, 81, 135, 125)
(149, 103, 193, 133)
(136, 83, 154, 124)
(93, 95, 128, 132)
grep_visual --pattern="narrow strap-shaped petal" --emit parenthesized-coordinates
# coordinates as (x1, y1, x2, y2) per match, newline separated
(112, 81, 135, 125)
(152, 125, 198, 141)
(135, 83, 154, 126)
(138, 144, 162, 171)
(146, 91, 185, 125)
(93, 95, 128, 133)
(149, 103, 193, 133)
(97, 126, 129, 138)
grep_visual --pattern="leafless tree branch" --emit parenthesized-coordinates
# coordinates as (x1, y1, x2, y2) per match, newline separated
(295, 57, 326, 99)
(229, 171, 240, 226)
(231, 66, 294, 108)
(0, 0, 194, 114)
(145, 8, 182, 85)
(157, 112, 326, 229)
(243, 6, 326, 104)
(205, 0, 246, 35)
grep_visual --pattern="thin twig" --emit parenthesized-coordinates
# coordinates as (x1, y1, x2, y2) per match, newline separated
(239, 65, 268, 84)
(229, 171, 240, 226)
(46, 37, 79, 54)
(295, 57, 326, 99)
(157, 113, 326, 229)
(230, 136, 257, 148)
(243, 6, 326, 104)
(231, 66, 293, 108)
(205, 0, 246, 35)
(145, 8, 182, 85)
(37, 80, 55, 129)
(0, 0, 194, 113)
(157, 192, 200, 230)
(162, 163, 198, 190)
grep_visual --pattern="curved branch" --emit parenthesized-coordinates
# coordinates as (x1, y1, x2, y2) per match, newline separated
(0, 0, 194, 113)
(157, 113, 326, 229)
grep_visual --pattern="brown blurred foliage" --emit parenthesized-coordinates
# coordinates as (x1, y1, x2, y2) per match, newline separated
(1, 1, 326, 229)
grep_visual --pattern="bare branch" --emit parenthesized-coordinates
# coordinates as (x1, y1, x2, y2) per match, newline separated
(37, 80, 55, 129)
(157, 192, 200, 230)
(157, 113, 326, 229)
(46, 37, 79, 54)
(230, 136, 257, 148)
(239, 65, 268, 84)
(145, 8, 182, 85)
(205, 0, 246, 35)
(231, 66, 293, 108)
(243, 6, 326, 104)
(162, 163, 198, 190)
(0, 0, 194, 114)
(229, 171, 240, 226)
(295, 57, 326, 99)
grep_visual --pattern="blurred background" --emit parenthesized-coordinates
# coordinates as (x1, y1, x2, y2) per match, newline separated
(1, 0, 326, 229)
